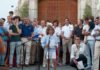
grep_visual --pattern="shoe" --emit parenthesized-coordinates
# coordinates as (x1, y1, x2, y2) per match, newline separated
(9, 64, 13, 68)
(43, 64, 46, 67)
(51, 64, 54, 68)
(17, 64, 20, 67)
(58, 63, 63, 66)
(25, 64, 29, 67)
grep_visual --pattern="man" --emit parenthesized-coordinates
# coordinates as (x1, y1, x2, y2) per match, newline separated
(3, 16, 12, 31)
(9, 11, 14, 17)
(70, 36, 87, 70)
(91, 17, 100, 70)
(39, 20, 47, 38)
(19, 17, 34, 66)
(39, 20, 47, 67)
(29, 19, 40, 64)
(61, 18, 73, 65)
(74, 19, 84, 41)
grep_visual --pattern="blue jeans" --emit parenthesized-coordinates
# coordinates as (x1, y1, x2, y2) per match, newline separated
(86, 40, 95, 67)
(9, 41, 22, 65)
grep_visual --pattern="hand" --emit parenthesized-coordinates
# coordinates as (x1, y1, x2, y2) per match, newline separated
(28, 37, 32, 40)
(95, 29, 100, 32)
(61, 34, 64, 39)
(45, 44, 49, 48)
(73, 59, 78, 65)
(85, 32, 90, 36)
(40, 33, 44, 37)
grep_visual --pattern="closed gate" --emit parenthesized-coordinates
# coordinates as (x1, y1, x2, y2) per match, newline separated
(38, 0, 77, 24)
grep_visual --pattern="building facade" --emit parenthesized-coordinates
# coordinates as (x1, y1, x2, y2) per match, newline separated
(16, 0, 100, 24)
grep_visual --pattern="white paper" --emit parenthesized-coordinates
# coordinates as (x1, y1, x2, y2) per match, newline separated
(77, 61, 84, 69)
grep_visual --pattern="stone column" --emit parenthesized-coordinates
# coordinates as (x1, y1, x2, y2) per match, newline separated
(78, 0, 87, 19)
(29, 0, 38, 21)
(91, 0, 96, 18)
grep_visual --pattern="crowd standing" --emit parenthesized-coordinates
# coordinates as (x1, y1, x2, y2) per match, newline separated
(0, 11, 100, 70)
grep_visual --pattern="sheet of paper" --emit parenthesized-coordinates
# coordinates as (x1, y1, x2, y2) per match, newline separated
(77, 61, 84, 69)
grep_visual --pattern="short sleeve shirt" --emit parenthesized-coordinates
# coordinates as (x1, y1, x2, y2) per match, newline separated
(9, 24, 21, 42)
(19, 23, 34, 37)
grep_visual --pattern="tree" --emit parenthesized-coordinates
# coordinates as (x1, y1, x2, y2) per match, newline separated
(83, 4, 92, 19)
(19, 1, 29, 18)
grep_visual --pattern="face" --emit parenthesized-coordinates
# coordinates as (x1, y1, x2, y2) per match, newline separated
(7, 16, 12, 23)
(13, 18, 19, 24)
(24, 18, 30, 24)
(65, 18, 69, 24)
(85, 20, 89, 24)
(75, 37, 81, 45)
(95, 19, 99, 25)
(41, 20, 46, 27)
(53, 22, 58, 27)
(33, 20, 38, 26)
(49, 28, 54, 35)
(78, 20, 82, 25)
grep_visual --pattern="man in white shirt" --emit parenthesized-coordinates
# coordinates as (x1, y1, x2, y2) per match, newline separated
(70, 36, 87, 70)
(3, 16, 12, 31)
(61, 18, 73, 65)
(39, 20, 47, 67)
(91, 17, 100, 70)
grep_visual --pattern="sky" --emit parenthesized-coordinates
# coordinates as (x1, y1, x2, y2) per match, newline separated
(0, 0, 18, 19)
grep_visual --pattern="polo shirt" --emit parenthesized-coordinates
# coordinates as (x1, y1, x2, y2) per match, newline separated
(9, 24, 21, 42)
(61, 24, 73, 38)
(19, 23, 34, 37)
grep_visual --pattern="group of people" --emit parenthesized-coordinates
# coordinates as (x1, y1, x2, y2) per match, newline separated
(0, 11, 100, 70)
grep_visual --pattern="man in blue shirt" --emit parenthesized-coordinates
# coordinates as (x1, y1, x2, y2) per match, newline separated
(19, 18, 34, 65)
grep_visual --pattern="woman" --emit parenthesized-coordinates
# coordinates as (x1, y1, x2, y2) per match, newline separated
(9, 16, 22, 67)
(82, 17, 95, 69)
(41, 26, 59, 70)
(0, 19, 8, 66)
(53, 20, 62, 65)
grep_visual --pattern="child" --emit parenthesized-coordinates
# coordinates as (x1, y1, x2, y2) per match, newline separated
(41, 26, 59, 70)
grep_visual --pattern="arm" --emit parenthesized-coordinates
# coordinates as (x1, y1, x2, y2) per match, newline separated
(15, 24, 22, 34)
(9, 25, 19, 36)
(82, 30, 90, 36)
(91, 28, 100, 36)
(9, 30, 19, 35)
(70, 45, 75, 59)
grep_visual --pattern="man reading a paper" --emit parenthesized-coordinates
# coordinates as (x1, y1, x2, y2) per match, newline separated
(70, 36, 87, 70)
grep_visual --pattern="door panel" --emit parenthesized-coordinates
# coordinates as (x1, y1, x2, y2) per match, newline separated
(38, 0, 77, 24)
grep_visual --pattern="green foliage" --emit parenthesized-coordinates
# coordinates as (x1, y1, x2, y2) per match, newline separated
(19, 1, 29, 18)
(83, 4, 92, 19)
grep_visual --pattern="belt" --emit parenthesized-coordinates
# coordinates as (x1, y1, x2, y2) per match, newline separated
(96, 40, 100, 41)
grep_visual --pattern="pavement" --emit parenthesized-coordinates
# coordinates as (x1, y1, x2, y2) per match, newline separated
(0, 65, 76, 70)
